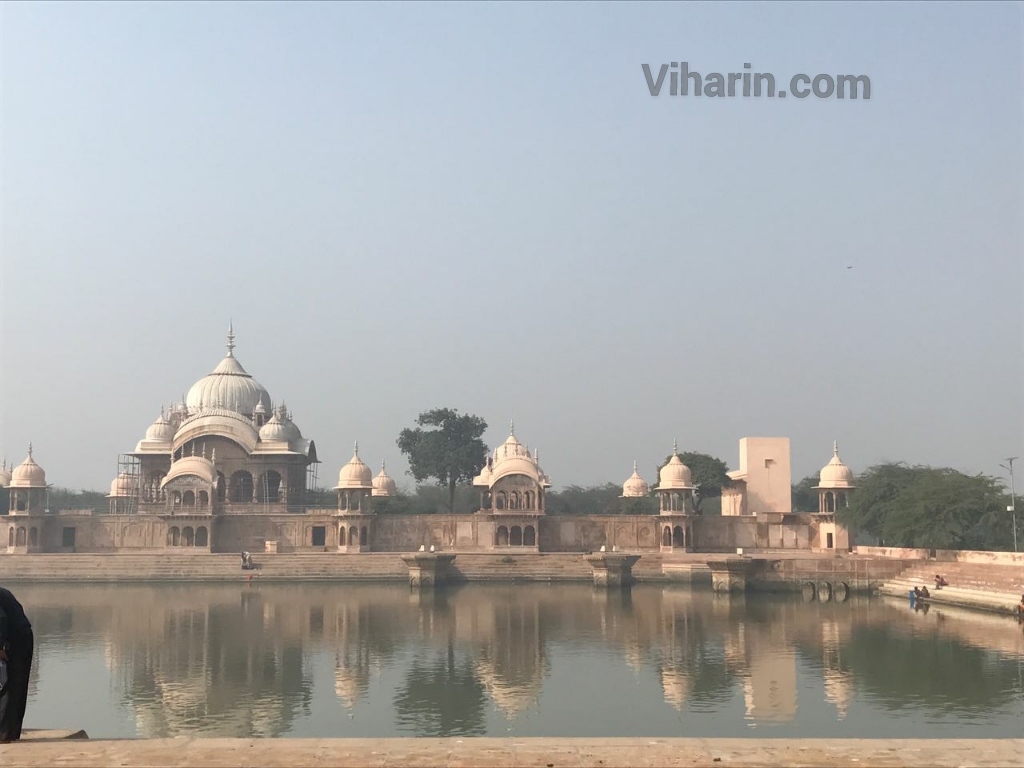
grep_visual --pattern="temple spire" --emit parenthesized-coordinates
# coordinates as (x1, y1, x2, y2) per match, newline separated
(227, 320, 235, 358)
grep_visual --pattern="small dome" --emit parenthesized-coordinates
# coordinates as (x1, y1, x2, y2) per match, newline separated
(108, 472, 140, 498)
(622, 461, 650, 497)
(335, 443, 373, 489)
(817, 442, 855, 489)
(10, 446, 47, 488)
(372, 461, 397, 497)
(259, 410, 302, 443)
(658, 444, 694, 490)
(0, 460, 12, 488)
(145, 411, 174, 442)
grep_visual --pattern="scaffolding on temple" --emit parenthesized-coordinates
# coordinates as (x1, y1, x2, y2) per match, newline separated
(305, 461, 320, 510)
(114, 454, 142, 515)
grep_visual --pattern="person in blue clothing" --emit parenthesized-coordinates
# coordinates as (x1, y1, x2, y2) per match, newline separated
(0, 586, 34, 743)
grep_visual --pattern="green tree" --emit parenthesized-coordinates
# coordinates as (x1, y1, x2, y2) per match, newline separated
(838, 463, 1013, 551)
(397, 409, 488, 514)
(791, 475, 820, 513)
(653, 451, 731, 514)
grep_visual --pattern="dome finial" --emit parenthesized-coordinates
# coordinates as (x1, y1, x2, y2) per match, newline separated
(353, 440, 359, 457)
(227, 320, 235, 358)
(672, 438, 678, 455)
(509, 418, 515, 436)
(381, 459, 386, 471)
(28, 442, 33, 458)
(633, 459, 639, 473)
(833, 440, 839, 456)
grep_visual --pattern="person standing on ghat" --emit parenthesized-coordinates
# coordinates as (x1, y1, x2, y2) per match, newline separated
(0, 586, 34, 743)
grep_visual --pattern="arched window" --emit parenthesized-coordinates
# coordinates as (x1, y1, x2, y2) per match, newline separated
(183, 491, 196, 507)
(183, 526, 195, 546)
(8, 526, 14, 547)
(198, 491, 209, 507)
(360, 526, 368, 546)
(168, 526, 180, 547)
(524, 525, 536, 546)
(663, 526, 672, 547)
(350, 526, 359, 545)
(339, 526, 346, 546)
(496, 526, 509, 546)
(510, 526, 523, 546)
(495, 492, 507, 510)
(195, 526, 208, 547)
(231, 471, 254, 503)
(16, 527, 26, 546)
(510, 492, 520, 510)
(672, 526, 684, 548)
(171, 491, 182, 507)
(216, 472, 226, 502)
(257, 471, 282, 503)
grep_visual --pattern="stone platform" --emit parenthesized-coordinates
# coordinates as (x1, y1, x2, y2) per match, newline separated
(4, 736, 1023, 767)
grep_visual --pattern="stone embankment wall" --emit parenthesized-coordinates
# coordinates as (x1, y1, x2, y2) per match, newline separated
(855, 545, 1024, 566)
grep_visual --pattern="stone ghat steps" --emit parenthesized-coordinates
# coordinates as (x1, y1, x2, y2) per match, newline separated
(0, 552, 671, 583)
(896, 562, 1023, 594)
(878, 577, 1020, 615)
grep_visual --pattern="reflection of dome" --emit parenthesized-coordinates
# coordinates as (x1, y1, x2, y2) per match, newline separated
(474, 657, 543, 719)
(622, 461, 650, 497)
(334, 658, 369, 709)
(108, 472, 140, 498)
(10, 446, 46, 488)
(660, 666, 691, 711)
(658, 443, 694, 490)
(816, 441, 855, 489)
(372, 461, 397, 497)
(335, 444, 373, 488)
(185, 326, 273, 417)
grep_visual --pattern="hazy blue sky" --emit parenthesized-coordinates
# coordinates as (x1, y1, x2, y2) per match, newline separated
(1, 1, 1021, 492)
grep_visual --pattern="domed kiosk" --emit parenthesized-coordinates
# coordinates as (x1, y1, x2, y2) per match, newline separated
(656, 441, 697, 552)
(334, 443, 374, 553)
(6, 445, 47, 553)
(813, 441, 854, 552)
(473, 421, 550, 550)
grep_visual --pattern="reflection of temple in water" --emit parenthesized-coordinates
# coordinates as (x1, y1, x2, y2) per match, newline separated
(821, 619, 853, 720)
(470, 595, 548, 719)
(90, 588, 315, 737)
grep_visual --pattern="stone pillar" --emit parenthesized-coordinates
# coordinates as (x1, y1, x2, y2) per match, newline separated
(584, 553, 641, 588)
(400, 552, 457, 588)
(706, 557, 753, 593)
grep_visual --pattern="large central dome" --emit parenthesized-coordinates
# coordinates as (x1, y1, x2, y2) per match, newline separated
(185, 326, 272, 416)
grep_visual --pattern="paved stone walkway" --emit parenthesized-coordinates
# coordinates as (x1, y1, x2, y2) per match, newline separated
(3, 734, 1022, 767)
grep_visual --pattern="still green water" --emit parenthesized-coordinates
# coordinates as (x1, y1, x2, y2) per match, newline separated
(13, 582, 1024, 738)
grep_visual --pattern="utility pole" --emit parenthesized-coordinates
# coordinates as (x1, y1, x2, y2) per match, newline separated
(1000, 457, 1017, 553)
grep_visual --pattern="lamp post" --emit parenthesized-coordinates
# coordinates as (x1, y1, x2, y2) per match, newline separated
(1000, 457, 1017, 553)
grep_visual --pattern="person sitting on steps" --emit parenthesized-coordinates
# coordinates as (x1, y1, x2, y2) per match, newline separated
(934, 574, 948, 588)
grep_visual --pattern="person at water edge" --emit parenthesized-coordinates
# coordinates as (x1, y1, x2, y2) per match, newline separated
(1016, 594, 1024, 619)
(934, 574, 948, 588)
(919, 585, 931, 599)
(0, 586, 34, 743)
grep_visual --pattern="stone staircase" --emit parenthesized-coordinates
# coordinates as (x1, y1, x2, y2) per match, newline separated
(0, 551, 671, 584)
(878, 561, 1023, 615)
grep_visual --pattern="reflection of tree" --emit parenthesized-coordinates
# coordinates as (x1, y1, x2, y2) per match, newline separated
(814, 625, 1018, 714)
(393, 632, 487, 736)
